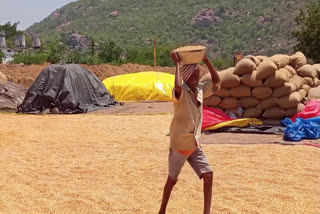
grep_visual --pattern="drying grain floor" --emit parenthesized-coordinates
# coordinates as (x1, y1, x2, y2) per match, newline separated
(0, 113, 319, 214)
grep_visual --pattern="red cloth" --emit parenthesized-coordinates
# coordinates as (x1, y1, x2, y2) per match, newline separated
(291, 100, 320, 122)
(202, 106, 231, 130)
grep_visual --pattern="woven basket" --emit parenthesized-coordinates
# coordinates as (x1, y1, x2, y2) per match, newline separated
(173, 45, 206, 65)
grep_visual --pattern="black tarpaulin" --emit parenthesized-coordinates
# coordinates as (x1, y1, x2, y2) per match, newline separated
(17, 64, 117, 114)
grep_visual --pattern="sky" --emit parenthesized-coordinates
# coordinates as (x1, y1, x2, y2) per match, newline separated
(0, 0, 77, 30)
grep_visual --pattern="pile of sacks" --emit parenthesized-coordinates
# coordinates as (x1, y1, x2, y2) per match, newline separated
(201, 52, 320, 121)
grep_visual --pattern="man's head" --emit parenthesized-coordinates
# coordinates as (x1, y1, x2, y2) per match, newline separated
(181, 64, 200, 90)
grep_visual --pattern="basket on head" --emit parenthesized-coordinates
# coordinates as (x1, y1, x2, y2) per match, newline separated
(173, 45, 206, 65)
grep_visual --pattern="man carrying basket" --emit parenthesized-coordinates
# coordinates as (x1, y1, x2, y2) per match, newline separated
(159, 46, 220, 214)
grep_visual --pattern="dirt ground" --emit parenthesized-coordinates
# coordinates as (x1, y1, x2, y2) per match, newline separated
(0, 109, 319, 214)
(0, 64, 319, 213)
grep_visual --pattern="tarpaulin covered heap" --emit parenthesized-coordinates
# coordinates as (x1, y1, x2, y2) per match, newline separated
(18, 64, 117, 114)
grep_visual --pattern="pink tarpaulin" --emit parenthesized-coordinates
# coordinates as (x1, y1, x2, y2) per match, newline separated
(291, 100, 320, 122)
(202, 106, 231, 130)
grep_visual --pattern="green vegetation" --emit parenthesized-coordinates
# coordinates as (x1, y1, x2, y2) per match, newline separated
(293, 0, 320, 62)
(98, 41, 123, 63)
(26, 0, 316, 60)
(0, 50, 4, 60)
(13, 52, 48, 65)
(0, 22, 19, 48)
(5, 0, 319, 67)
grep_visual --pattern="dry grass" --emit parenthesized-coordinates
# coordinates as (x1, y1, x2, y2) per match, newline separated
(0, 113, 319, 214)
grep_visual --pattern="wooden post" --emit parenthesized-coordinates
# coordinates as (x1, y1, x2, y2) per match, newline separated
(153, 37, 156, 70)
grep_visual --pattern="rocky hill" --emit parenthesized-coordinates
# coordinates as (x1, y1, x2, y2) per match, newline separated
(26, 0, 314, 57)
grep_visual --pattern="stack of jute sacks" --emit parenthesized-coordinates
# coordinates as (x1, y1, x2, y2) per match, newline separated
(201, 52, 320, 121)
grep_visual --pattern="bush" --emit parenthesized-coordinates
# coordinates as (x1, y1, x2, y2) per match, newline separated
(0, 51, 4, 63)
(66, 51, 102, 65)
(13, 52, 48, 65)
(47, 41, 67, 64)
(98, 41, 123, 63)
(125, 46, 174, 67)
(212, 57, 233, 70)
(293, 1, 320, 62)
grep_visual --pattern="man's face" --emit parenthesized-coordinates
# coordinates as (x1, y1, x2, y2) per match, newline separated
(185, 69, 200, 90)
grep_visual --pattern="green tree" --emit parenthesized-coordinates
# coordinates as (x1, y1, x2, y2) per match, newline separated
(98, 41, 123, 63)
(0, 22, 19, 38)
(293, 0, 320, 62)
(47, 41, 67, 64)
(0, 50, 5, 63)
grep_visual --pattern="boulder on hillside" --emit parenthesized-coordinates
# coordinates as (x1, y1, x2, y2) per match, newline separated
(0, 81, 26, 111)
(65, 31, 90, 49)
(108, 10, 121, 17)
(191, 9, 221, 28)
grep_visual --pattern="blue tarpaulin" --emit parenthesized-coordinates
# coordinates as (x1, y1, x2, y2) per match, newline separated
(282, 117, 320, 141)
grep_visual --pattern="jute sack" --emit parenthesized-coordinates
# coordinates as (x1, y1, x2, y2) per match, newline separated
(219, 67, 241, 88)
(285, 103, 305, 117)
(239, 97, 260, 108)
(289, 75, 305, 89)
(284, 65, 297, 76)
(263, 68, 290, 88)
(297, 64, 317, 78)
(234, 58, 257, 75)
(262, 107, 286, 119)
(302, 84, 311, 92)
(229, 84, 252, 97)
(252, 87, 273, 99)
(313, 64, 320, 77)
(243, 108, 262, 118)
(298, 88, 307, 98)
(272, 82, 297, 98)
(219, 97, 239, 110)
(290, 51, 307, 69)
(203, 95, 221, 107)
(308, 86, 320, 100)
(203, 82, 214, 99)
(244, 55, 261, 66)
(277, 92, 303, 109)
(257, 97, 278, 110)
(256, 55, 269, 62)
(262, 119, 282, 126)
(240, 70, 263, 87)
(212, 87, 230, 97)
(303, 77, 314, 86)
(270, 54, 290, 69)
(199, 72, 211, 83)
(312, 78, 320, 87)
(256, 59, 277, 80)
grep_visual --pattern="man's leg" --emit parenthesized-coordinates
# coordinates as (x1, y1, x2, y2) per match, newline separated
(159, 149, 187, 214)
(202, 172, 213, 214)
(187, 148, 213, 214)
(159, 176, 177, 214)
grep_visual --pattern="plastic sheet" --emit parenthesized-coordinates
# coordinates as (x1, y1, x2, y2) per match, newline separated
(282, 117, 320, 141)
(18, 64, 117, 114)
(291, 100, 320, 122)
(103, 72, 174, 102)
(202, 106, 263, 131)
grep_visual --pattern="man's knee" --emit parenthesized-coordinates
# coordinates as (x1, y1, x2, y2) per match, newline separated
(168, 176, 178, 186)
(202, 171, 213, 182)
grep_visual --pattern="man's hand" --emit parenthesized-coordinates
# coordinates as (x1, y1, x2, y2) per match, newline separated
(202, 53, 221, 88)
(203, 53, 209, 62)
(171, 52, 180, 65)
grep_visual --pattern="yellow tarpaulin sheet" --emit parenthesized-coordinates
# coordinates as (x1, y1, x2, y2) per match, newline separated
(204, 118, 263, 131)
(102, 71, 174, 102)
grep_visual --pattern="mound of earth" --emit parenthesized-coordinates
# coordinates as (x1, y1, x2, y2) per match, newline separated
(0, 63, 209, 88)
